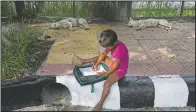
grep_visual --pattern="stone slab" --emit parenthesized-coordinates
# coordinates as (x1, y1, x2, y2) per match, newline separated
(39, 64, 74, 76)
(127, 63, 161, 76)
(155, 62, 186, 75)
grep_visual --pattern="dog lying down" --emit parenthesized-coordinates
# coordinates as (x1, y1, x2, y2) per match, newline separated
(127, 17, 176, 31)
(45, 17, 90, 30)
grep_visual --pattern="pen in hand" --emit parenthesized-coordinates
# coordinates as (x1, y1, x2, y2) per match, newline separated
(91, 59, 96, 71)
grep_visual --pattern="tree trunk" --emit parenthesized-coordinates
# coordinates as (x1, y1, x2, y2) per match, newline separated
(14, 1, 25, 20)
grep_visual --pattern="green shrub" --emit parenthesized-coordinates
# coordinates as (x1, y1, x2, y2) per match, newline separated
(1, 26, 44, 80)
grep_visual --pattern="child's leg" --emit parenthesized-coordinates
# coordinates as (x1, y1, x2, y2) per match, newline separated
(92, 71, 120, 111)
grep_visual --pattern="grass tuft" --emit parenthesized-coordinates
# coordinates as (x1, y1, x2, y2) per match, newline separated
(1, 26, 51, 80)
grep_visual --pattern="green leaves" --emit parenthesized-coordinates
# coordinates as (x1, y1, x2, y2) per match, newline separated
(132, 2, 195, 17)
(1, 26, 44, 80)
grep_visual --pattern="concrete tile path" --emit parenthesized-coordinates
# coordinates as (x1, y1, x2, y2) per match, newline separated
(110, 22, 195, 76)
(38, 22, 195, 76)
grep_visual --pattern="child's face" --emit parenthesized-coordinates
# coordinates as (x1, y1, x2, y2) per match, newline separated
(106, 45, 115, 50)
(98, 37, 114, 50)
(99, 32, 112, 47)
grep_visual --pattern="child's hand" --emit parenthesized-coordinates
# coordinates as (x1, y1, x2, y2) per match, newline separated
(92, 64, 98, 71)
(96, 71, 107, 76)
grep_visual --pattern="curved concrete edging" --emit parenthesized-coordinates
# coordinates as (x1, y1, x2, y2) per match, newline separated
(118, 75, 195, 108)
(1, 75, 195, 110)
(1, 75, 57, 110)
(56, 75, 195, 109)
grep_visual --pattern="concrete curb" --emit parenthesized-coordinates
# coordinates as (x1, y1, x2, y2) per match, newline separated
(1, 75, 56, 110)
(118, 75, 195, 108)
(1, 75, 195, 110)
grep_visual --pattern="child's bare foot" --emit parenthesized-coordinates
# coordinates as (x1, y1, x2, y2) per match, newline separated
(92, 104, 102, 111)
(74, 55, 84, 65)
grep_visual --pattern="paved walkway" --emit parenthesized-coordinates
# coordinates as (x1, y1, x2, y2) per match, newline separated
(110, 22, 195, 76)
(38, 22, 195, 76)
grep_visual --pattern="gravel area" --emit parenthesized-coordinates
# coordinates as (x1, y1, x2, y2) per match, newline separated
(13, 103, 195, 111)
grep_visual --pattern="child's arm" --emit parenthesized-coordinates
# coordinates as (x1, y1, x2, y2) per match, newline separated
(92, 51, 107, 71)
(93, 47, 111, 71)
(95, 51, 107, 66)
(96, 58, 120, 76)
(105, 59, 120, 75)
(97, 45, 125, 76)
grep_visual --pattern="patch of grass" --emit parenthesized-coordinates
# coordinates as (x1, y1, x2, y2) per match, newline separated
(1, 1, 16, 18)
(75, 2, 93, 18)
(183, 9, 195, 16)
(132, 2, 195, 17)
(37, 1, 94, 18)
(133, 9, 195, 17)
(38, 1, 73, 17)
(37, 1, 194, 19)
(1, 1, 195, 21)
(133, 9, 179, 17)
(1, 26, 52, 80)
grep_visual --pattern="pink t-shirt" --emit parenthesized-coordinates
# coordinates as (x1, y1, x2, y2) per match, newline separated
(104, 41, 129, 73)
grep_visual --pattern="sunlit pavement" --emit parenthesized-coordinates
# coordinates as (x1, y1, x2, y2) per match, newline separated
(38, 22, 195, 77)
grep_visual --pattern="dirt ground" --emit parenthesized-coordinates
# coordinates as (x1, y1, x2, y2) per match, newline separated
(38, 24, 111, 64)
(14, 103, 195, 111)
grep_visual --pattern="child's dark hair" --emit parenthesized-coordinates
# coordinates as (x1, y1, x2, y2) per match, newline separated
(99, 29, 118, 47)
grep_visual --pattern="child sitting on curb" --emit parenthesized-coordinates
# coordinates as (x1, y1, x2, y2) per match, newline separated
(75, 29, 129, 111)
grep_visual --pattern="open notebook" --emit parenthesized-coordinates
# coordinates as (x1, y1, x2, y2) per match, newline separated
(79, 64, 106, 76)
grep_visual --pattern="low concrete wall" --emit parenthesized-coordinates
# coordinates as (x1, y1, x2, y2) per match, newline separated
(1, 75, 195, 110)
(118, 75, 195, 108)
(1, 75, 56, 110)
